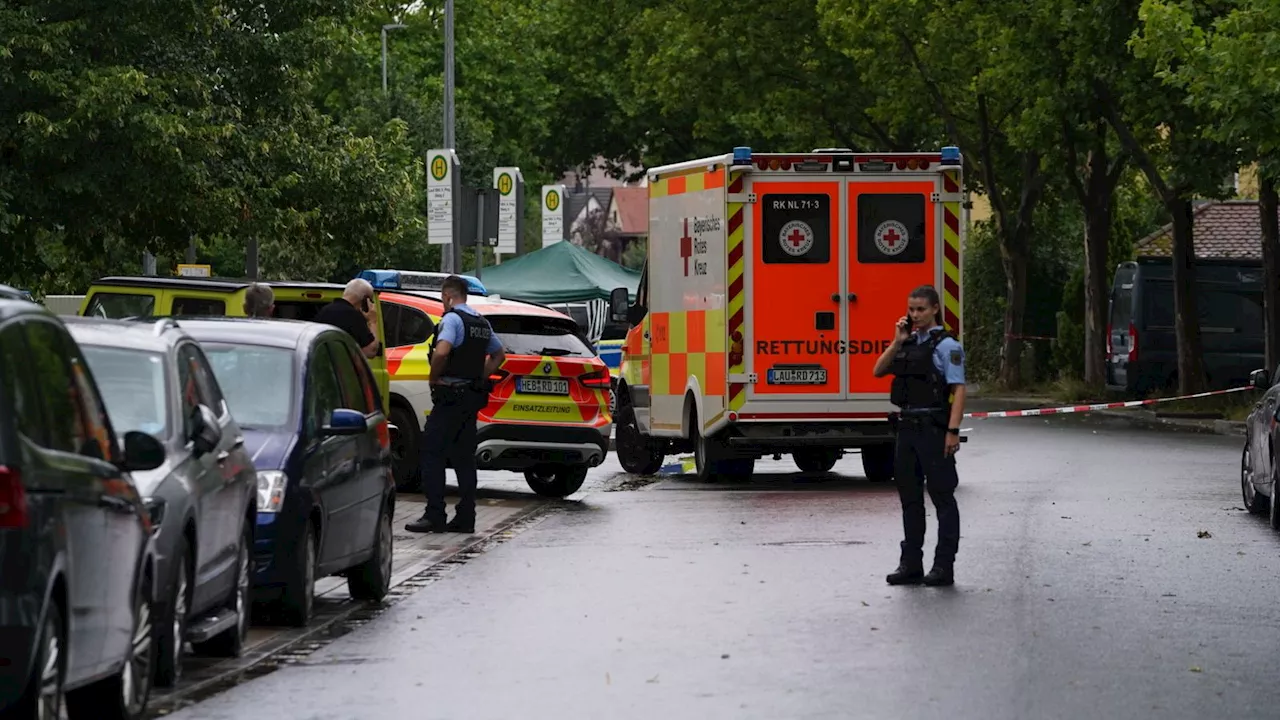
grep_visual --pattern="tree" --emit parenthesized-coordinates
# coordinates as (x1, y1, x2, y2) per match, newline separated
(1135, 0, 1280, 377)
(575, 207, 623, 262)
(1107, 1, 1240, 394)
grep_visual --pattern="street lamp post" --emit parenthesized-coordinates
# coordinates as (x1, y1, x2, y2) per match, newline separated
(381, 23, 407, 95)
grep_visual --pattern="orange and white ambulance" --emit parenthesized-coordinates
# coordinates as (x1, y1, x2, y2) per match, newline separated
(608, 146, 965, 481)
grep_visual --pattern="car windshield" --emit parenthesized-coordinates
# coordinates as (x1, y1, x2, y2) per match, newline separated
(202, 343, 296, 429)
(79, 346, 169, 439)
(488, 315, 595, 358)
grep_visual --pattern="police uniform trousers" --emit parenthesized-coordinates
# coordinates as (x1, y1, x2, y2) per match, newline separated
(894, 413, 960, 568)
(419, 382, 483, 526)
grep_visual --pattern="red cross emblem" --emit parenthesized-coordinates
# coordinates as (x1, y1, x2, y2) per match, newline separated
(786, 228, 807, 249)
(680, 218, 693, 275)
(881, 228, 900, 247)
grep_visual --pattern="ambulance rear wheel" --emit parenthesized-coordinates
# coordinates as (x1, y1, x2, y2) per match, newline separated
(616, 403, 664, 475)
(524, 465, 588, 498)
(861, 443, 896, 483)
(794, 449, 840, 474)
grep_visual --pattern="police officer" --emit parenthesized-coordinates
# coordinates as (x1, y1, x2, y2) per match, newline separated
(872, 284, 966, 587)
(406, 276, 505, 534)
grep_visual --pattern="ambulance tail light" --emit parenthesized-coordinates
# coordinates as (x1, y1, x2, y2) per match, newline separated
(729, 330, 745, 367)
(578, 369, 611, 389)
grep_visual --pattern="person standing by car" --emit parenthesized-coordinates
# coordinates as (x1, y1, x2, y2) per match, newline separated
(243, 282, 275, 317)
(313, 278, 380, 358)
(406, 276, 505, 534)
(872, 285, 966, 587)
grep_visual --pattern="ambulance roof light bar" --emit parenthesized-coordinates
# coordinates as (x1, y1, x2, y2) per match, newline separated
(359, 269, 488, 295)
(941, 146, 962, 165)
(732, 146, 752, 166)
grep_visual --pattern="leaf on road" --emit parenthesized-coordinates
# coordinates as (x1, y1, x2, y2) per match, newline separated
(1197, 530, 1212, 539)
(1190, 666, 1202, 673)
(648, 674, 660, 684)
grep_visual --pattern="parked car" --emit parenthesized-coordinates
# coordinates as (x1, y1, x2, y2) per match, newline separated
(178, 318, 395, 627)
(0, 299, 165, 719)
(64, 317, 258, 687)
(1241, 366, 1280, 527)
(375, 284, 612, 498)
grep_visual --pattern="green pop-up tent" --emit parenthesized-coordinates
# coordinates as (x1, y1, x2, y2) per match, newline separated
(478, 240, 640, 304)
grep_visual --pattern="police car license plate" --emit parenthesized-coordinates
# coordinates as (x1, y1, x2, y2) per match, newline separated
(767, 367, 827, 385)
(518, 377, 569, 395)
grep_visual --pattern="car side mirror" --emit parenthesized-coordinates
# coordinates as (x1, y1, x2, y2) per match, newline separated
(1251, 368, 1270, 391)
(609, 287, 630, 323)
(191, 404, 221, 456)
(121, 431, 166, 472)
(321, 408, 368, 436)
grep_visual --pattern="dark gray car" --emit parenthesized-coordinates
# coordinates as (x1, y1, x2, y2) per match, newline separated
(0, 300, 166, 719)
(64, 317, 257, 688)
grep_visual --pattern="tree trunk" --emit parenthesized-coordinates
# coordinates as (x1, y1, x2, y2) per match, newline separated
(998, 242, 1030, 388)
(1080, 139, 1121, 389)
(1260, 176, 1280, 376)
(1169, 197, 1206, 393)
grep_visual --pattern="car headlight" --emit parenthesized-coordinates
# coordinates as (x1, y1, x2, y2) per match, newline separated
(257, 471, 288, 513)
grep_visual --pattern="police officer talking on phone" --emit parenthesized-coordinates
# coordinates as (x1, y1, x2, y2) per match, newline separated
(872, 284, 966, 587)
(406, 276, 505, 534)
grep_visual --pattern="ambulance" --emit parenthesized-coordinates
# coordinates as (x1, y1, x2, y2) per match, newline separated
(607, 146, 965, 481)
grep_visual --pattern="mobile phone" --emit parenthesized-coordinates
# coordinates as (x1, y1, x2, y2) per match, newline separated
(362, 296, 372, 313)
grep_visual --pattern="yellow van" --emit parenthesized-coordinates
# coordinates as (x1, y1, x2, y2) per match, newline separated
(79, 276, 391, 410)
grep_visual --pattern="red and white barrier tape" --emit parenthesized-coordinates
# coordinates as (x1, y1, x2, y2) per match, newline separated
(965, 385, 1255, 419)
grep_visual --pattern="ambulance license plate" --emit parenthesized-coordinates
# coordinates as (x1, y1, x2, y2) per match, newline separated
(518, 377, 569, 395)
(767, 367, 827, 385)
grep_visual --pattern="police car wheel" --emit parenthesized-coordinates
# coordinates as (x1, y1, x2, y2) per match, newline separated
(390, 405, 421, 493)
(524, 466, 588, 498)
(861, 444, 896, 483)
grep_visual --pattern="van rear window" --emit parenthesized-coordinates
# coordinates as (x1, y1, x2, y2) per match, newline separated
(85, 293, 155, 319)
(856, 194, 926, 264)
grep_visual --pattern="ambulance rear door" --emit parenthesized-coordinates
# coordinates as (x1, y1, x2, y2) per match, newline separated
(844, 165, 950, 404)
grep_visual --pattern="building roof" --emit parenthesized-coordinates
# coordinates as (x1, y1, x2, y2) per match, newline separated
(565, 188, 614, 226)
(610, 187, 648, 236)
(1135, 200, 1278, 260)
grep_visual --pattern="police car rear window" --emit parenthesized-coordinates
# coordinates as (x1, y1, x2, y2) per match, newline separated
(487, 315, 595, 358)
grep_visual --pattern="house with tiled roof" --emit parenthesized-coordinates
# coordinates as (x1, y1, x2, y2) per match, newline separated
(1134, 200, 1277, 260)
(607, 187, 648, 241)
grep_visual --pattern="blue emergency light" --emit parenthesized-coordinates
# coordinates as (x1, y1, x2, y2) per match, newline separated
(358, 269, 488, 295)
(940, 146, 962, 166)
(732, 146, 753, 166)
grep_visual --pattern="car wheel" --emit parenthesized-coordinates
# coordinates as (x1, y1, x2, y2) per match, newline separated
(14, 601, 65, 720)
(524, 466, 588, 498)
(861, 444, 896, 483)
(390, 405, 421, 493)
(279, 522, 316, 628)
(154, 541, 190, 687)
(1242, 444, 1267, 516)
(1270, 462, 1280, 531)
(192, 523, 251, 657)
(794, 449, 841, 474)
(348, 500, 393, 602)
(615, 402, 663, 475)
(69, 574, 154, 720)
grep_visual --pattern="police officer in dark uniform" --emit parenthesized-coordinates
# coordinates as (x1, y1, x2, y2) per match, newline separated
(872, 284, 966, 587)
(406, 276, 505, 534)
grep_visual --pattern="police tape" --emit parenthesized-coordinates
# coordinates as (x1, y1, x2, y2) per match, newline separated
(964, 385, 1256, 419)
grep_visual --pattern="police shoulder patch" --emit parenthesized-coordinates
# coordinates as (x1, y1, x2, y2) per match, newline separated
(949, 349, 963, 366)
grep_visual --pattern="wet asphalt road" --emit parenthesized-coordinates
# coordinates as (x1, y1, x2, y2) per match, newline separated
(163, 413, 1280, 720)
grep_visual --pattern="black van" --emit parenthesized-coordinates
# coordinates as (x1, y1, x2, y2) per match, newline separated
(1106, 256, 1264, 395)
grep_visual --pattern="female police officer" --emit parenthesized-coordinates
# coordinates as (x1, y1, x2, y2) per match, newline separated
(872, 285, 966, 587)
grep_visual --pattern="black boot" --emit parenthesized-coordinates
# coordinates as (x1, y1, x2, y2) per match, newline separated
(446, 515, 475, 534)
(886, 562, 925, 586)
(923, 564, 954, 587)
(405, 514, 448, 533)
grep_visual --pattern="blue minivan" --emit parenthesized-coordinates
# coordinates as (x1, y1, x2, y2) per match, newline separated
(179, 318, 396, 627)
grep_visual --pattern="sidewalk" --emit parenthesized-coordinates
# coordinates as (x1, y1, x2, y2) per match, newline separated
(968, 389, 1247, 437)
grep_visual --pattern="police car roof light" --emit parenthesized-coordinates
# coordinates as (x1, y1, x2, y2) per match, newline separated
(732, 146, 752, 165)
(358, 269, 488, 295)
(940, 146, 962, 165)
